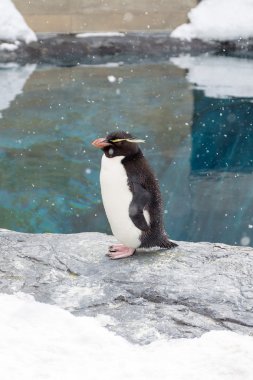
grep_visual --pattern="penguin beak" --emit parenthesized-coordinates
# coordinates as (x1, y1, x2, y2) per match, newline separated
(92, 138, 111, 148)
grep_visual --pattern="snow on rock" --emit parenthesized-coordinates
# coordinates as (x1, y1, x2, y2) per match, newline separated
(0, 0, 37, 44)
(0, 292, 253, 380)
(0, 64, 36, 118)
(171, 55, 253, 98)
(0, 41, 19, 51)
(171, 0, 253, 42)
(76, 32, 125, 38)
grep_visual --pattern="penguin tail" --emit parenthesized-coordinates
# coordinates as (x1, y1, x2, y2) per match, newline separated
(160, 237, 178, 249)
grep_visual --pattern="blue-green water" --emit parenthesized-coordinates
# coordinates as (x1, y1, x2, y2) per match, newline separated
(1, 57, 253, 246)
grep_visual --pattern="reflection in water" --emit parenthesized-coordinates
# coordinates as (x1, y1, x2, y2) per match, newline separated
(170, 55, 253, 99)
(191, 94, 253, 172)
(0, 62, 191, 234)
(0, 57, 253, 247)
(168, 55, 253, 246)
(165, 92, 253, 246)
(0, 63, 36, 117)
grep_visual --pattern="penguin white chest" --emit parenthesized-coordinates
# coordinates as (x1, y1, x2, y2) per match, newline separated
(100, 154, 141, 248)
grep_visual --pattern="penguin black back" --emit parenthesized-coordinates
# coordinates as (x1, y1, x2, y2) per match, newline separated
(123, 146, 176, 249)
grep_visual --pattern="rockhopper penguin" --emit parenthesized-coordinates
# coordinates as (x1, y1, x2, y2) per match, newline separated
(92, 131, 177, 259)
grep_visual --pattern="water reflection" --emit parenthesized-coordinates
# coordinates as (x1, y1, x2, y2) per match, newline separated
(0, 63, 36, 117)
(168, 55, 253, 246)
(0, 62, 191, 234)
(0, 56, 253, 247)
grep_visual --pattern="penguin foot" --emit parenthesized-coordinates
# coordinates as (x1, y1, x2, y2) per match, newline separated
(106, 245, 136, 259)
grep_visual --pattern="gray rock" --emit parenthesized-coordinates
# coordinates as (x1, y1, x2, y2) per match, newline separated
(0, 229, 253, 344)
(1, 33, 253, 65)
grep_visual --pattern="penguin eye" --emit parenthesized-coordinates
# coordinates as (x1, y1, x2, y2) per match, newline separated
(108, 148, 114, 156)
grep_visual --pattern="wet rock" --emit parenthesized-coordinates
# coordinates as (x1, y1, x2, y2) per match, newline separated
(0, 229, 253, 343)
(1, 33, 253, 65)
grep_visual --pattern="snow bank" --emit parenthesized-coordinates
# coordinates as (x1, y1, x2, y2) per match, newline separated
(0, 0, 37, 43)
(171, 55, 253, 98)
(0, 64, 36, 117)
(0, 293, 253, 380)
(171, 0, 253, 41)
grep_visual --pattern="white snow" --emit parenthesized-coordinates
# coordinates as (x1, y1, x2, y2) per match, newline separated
(1, 292, 253, 380)
(0, 42, 19, 51)
(0, 64, 36, 118)
(76, 32, 125, 38)
(171, 55, 253, 98)
(0, 0, 37, 43)
(80, 62, 124, 68)
(171, 0, 253, 41)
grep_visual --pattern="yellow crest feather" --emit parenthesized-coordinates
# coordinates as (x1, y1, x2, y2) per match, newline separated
(110, 138, 145, 143)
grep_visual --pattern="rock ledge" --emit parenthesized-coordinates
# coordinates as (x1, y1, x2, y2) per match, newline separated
(0, 230, 252, 343)
(1, 33, 253, 65)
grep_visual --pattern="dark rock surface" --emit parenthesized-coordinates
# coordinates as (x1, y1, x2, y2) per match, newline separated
(1, 33, 253, 65)
(0, 229, 253, 343)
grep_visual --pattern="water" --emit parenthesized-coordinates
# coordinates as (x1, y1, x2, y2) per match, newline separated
(0, 55, 253, 247)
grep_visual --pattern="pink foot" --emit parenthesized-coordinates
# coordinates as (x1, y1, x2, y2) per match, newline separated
(106, 244, 136, 260)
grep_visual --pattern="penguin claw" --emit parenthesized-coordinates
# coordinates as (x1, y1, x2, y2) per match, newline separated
(108, 244, 124, 253)
(105, 249, 116, 256)
(109, 244, 124, 249)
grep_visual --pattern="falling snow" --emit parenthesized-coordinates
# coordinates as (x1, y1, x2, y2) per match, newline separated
(107, 75, 117, 83)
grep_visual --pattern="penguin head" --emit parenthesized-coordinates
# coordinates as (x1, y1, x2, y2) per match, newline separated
(92, 131, 145, 158)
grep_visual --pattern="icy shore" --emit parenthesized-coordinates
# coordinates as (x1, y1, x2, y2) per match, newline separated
(1, 0, 253, 65)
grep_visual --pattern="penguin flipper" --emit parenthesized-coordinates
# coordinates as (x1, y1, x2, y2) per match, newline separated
(129, 182, 151, 231)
